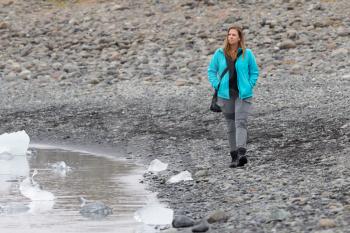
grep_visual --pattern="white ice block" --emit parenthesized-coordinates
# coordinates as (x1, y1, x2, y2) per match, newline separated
(0, 131, 30, 156)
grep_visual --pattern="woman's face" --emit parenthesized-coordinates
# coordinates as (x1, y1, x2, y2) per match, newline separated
(227, 29, 240, 46)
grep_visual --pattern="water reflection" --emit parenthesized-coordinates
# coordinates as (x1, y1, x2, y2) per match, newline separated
(0, 153, 29, 195)
(0, 146, 158, 233)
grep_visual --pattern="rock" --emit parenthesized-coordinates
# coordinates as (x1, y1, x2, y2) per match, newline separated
(0, 21, 9, 29)
(290, 64, 302, 74)
(63, 63, 79, 73)
(192, 219, 210, 232)
(4, 71, 17, 81)
(172, 215, 196, 228)
(18, 70, 31, 80)
(319, 218, 336, 228)
(337, 27, 350, 37)
(331, 48, 348, 58)
(286, 29, 298, 39)
(10, 62, 22, 73)
(175, 79, 188, 86)
(2, 0, 14, 7)
(194, 169, 208, 178)
(206, 209, 229, 223)
(52, 62, 62, 70)
(89, 78, 101, 85)
(270, 208, 290, 221)
(279, 40, 297, 49)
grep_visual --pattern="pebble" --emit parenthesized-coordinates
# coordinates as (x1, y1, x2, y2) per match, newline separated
(191, 219, 210, 232)
(319, 218, 337, 228)
(206, 209, 229, 223)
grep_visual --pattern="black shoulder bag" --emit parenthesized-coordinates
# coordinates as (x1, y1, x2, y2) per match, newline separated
(210, 67, 229, 112)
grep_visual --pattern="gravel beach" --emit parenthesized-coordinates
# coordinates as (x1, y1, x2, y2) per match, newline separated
(1, 0, 349, 232)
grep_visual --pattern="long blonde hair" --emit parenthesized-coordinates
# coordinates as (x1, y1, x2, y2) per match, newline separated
(223, 26, 246, 59)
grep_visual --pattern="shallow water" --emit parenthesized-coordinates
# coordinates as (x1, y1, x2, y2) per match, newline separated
(0, 145, 160, 233)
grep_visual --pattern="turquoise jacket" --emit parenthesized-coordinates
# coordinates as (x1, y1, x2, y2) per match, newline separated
(207, 48, 259, 99)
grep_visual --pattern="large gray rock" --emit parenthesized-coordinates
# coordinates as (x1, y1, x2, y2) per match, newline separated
(172, 215, 196, 228)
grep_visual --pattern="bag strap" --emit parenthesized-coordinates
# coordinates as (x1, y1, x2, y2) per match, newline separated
(217, 67, 228, 90)
(217, 50, 243, 91)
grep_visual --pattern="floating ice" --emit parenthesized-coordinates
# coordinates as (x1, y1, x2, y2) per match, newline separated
(134, 224, 162, 233)
(0, 154, 30, 195)
(19, 170, 55, 201)
(79, 197, 113, 219)
(28, 200, 55, 214)
(147, 159, 168, 173)
(0, 131, 30, 156)
(134, 205, 173, 226)
(167, 171, 193, 184)
(50, 161, 72, 177)
(0, 203, 30, 215)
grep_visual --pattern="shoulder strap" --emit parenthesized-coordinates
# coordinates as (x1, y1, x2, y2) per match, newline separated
(217, 67, 228, 90)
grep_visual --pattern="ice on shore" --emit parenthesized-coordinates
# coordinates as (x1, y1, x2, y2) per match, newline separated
(134, 205, 173, 225)
(167, 171, 193, 184)
(147, 159, 168, 173)
(0, 131, 30, 156)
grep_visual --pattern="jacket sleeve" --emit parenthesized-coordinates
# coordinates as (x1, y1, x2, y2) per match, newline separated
(207, 50, 220, 90)
(248, 50, 259, 88)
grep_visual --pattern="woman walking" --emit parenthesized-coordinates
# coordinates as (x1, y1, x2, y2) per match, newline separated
(207, 26, 259, 168)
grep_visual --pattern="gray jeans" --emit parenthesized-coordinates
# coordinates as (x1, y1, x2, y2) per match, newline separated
(217, 90, 253, 152)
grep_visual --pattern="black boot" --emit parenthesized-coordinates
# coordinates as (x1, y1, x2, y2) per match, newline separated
(229, 151, 239, 168)
(237, 147, 248, 167)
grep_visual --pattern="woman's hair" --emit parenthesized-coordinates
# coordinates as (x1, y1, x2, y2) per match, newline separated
(223, 26, 246, 59)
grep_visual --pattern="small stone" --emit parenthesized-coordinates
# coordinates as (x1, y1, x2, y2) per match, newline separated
(18, 69, 31, 80)
(0, 21, 9, 29)
(110, 52, 120, 61)
(270, 208, 290, 221)
(290, 64, 302, 74)
(331, 48, 348, 58)
(63, 63, 79, 73)
(279, 40, 296, 49)
(10, 62, 22, 73)
(337, 27, 350, 37)
(2, 0, 14, 7)
(172, 215, 196, 228)
(194, 169, 208, 178)
(4, 71, 17, 81)
(52, 62, 62, 70)
(192, 219, 210, 232)
(175, 79, 188, 86)
(286, 29, 298, 39)
(319, 218, 336, 228)
(89, 79, 100, 85)
(206, 209, 229, 223)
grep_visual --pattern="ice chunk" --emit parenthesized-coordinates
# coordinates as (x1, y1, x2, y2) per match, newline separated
(147, 159, 168, 173)
(19, 170, 55, 201)
(0, 131, 30, 156)
(50, 161, 72, 177)
(0, 154, 30, 195)
(167, 171, 193, 184)
(28, 200, 55, 214)
(134, 205, 173, 225)
(0, 203, 30, 215)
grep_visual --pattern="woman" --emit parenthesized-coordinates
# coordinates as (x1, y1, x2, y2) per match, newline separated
(207, 26, 259, 168)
